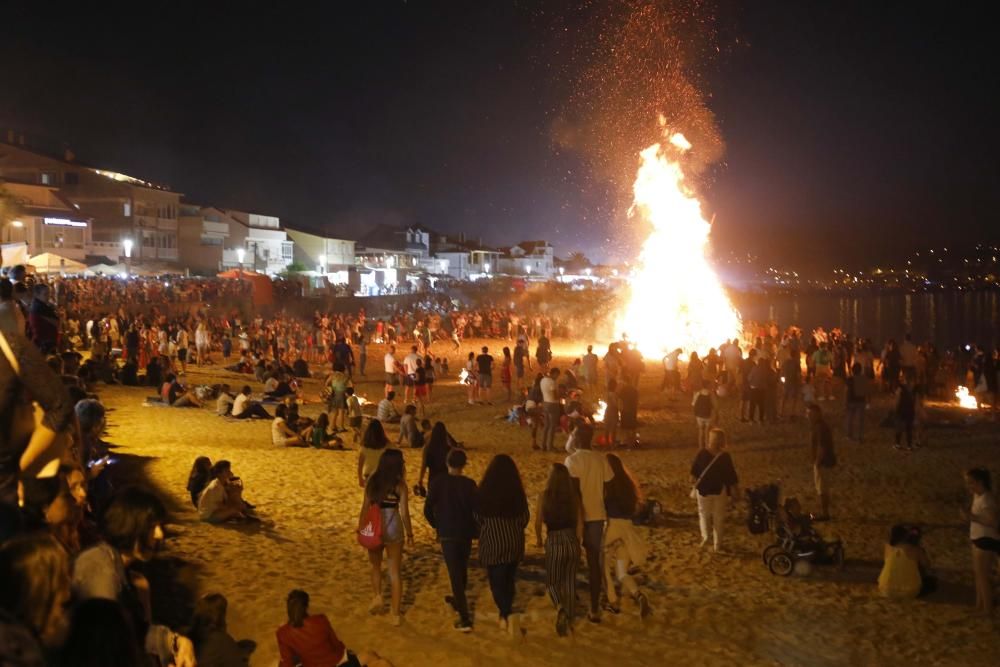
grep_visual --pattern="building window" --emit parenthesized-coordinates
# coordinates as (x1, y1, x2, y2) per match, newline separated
(40, 171, 57, 185)
(124, 201, 132, 217)
(64, 172, 79, 185)
(281, 242, 293, 260)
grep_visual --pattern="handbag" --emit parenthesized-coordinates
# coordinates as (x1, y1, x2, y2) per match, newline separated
(690, 453, 723, 500)
(357, 501, 383, 550)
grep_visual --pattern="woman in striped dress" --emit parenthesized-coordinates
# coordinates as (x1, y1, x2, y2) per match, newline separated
(534, 463, 584, 636)
(475, 454, 530, 633)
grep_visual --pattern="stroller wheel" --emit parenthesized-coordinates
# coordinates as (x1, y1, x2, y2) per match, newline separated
(762, 544, 783, 566)
(768, 551, 795, 576)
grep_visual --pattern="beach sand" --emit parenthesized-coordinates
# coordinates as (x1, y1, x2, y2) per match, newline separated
(96, 341, 1000, 666)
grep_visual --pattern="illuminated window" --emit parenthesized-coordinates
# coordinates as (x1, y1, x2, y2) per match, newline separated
(40, 171, 57, 185)
(124, 201, 132, 217)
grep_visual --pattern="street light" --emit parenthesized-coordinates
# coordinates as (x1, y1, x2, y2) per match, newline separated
(484, 262, 490, 274)
(526, 265, 532, 275)
(559, 266, 565, 282)
(236, 248, 245, 267)
(10, 220, 23, 228)
(318, 254, 326, 274)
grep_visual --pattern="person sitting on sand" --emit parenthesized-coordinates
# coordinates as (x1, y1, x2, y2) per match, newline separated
(272, 404, 308, 447)
(232, 385, 272, 420)
(215, 384, 235, 416)
(264, 372, 296, 400)
(187, 457, 213, 507)
(283, 396, 313, 432)
(397, 404, 422, 448)
(163, 373, 203, 408)
(189, 593, 251, 666)
(878, 524, 935, 599)
(377, 391, 401, 424)
(72, 488, 197, 667)
(277, 589, 392, 667)
(309, 413, 345, 450)
(198, 460, 251, 523)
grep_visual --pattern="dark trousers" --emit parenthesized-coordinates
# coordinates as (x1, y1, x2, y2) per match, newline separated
(583, 520, 605, 614)
(442, 539, 471, 622)
(749, 388, 765, 422)
(235, 402, 272, 419)
(895, 417, 914, 447)
(486, 561, 518, 619)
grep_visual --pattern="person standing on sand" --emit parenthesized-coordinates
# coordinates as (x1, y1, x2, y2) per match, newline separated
(424, 449, 478, 632)
(565, 423, 614, 624)
(602, 454, 651, 618)
(476, 454, 530, 634)
(692, 379, 715, 449)
(582, 344, 599, 392)
(690, 428, 739, 552)
(360, 449, 413, 626)
(535, 463, 583, 637)
(383, 345, 400, 398)
(539, 368, 561, 452)
(513, 339, 530, 388)
(844, 362, 869, 442)
(808, 403, 836, 521)
(961, 468, 998, 616)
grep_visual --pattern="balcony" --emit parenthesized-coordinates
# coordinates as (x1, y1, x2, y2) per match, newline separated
(202, 221, 229, 236)
(157, 247, 178, 261)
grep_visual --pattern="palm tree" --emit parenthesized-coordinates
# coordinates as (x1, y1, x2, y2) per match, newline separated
(565, 251, 591, 272)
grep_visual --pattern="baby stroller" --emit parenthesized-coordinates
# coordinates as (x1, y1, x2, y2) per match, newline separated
(746, 483, 845, 576)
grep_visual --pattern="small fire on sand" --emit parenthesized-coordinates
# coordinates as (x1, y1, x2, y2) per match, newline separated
(617, 122, 741, 358)
(955, 386, 978, 410)
(593, 399, 608, 423)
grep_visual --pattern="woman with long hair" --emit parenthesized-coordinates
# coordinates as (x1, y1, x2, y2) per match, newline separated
(0, 532, 72, 651)
(475, 454, 530, 633)
(417, 422, 457, 492)
(602, 454, 650, 617)
(357, 420, 389, 488)
(534, 463, 583, 636)
(188, 593, 248, 666)
(360, 449, 413, 625)
(187, 456, 213, 507)
(277, 589, 391, 667)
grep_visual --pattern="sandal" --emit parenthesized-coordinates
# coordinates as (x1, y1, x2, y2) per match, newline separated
(602, 601, 621, 615)
(556, 608, 570, 637)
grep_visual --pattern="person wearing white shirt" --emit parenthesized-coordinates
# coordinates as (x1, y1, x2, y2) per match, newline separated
(402, 345, 420, 402)
(384, 345, 400, 396)
(564, 424, 614, 622)
(964, 468, 999, 615)
(232, 385, 271, 419)
(539, 368, 561, 452)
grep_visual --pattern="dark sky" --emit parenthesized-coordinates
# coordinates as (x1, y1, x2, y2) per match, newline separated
(2, 2, 997, 272)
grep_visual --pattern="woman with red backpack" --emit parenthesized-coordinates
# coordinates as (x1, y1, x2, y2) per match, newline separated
(358, 449, 413, 626)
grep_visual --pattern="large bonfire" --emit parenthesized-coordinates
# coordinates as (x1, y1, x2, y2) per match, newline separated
(617, 124, 741, 358)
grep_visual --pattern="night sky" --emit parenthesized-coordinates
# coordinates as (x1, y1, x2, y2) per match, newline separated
(2, 2, 997, 272)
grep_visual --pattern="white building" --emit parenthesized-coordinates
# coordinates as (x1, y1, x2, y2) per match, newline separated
(223, 211, 293, 275)
(499, 240, 556, 278)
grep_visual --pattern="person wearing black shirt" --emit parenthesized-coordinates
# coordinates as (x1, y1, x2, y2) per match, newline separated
(476, 347, 494, 404)
(424, 449, 478, 632)
(690, 428, 739, 552)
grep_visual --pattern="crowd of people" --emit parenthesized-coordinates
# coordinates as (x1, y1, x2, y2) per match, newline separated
(1, 261, 998, 664)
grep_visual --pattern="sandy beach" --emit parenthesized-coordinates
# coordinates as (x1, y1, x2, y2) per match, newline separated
(95, 341, 1000, 666)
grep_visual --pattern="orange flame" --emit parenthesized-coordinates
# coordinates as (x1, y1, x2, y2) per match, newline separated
(617, 128, 741, 358)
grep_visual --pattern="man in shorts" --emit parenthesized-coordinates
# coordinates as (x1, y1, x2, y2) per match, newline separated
(402, 345, 420, 402)
(476, 346, 494, 404)
(384, 345, 400, 397)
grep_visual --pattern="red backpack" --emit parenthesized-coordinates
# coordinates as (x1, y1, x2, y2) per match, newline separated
(357, 502, 383, 550)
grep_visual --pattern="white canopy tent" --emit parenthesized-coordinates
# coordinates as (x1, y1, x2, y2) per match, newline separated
(27, 252, 87, 275)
